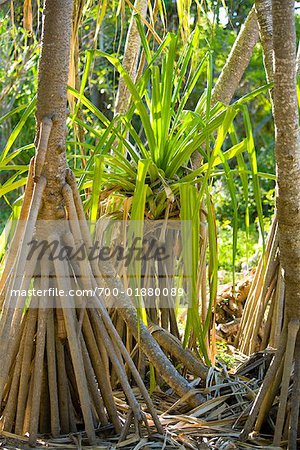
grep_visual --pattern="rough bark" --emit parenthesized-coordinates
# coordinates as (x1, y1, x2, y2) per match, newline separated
(149, 322, 208, 379)
(273, 0, 300, 323)
(211, 6, 259, 105)
(241, 3, 300, 447)
(255, 0, 274, 83)
(118, 305, 205, 406)
(115, 0, 148, 114)
(35, 0, 72, 220)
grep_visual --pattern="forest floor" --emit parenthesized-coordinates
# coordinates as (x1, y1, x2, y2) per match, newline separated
(0, 272, 281, 450)
(0, 345, 279, 450)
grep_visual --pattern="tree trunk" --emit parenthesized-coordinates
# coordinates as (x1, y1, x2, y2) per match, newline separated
(115, 0, 148, 114)
(211, 6, 259, 105)
(255, 0, 273, 83)
(241, 2, 300, 447)
(35, 0, 72, 220)
(273, 0, 300, 326)
(192, 6, 259, 168)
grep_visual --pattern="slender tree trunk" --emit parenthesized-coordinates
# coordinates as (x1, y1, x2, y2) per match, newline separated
(241, 2, 300, 447)
(273, 0, 300, 325)
(255, 0, 273, 83)
(192, 6, 259, 169)
(35, 0, 72, 220)
(211, 6, 259, 105)
(115, 0, 148, 114)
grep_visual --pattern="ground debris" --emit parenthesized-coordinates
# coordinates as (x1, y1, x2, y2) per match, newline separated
(0, 270, 279, 450)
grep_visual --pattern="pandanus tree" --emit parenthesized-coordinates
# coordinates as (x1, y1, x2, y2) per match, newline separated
(0, 0, 167, 443)
(0, 0, 218, 443)
(241, 1, 300, 448)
